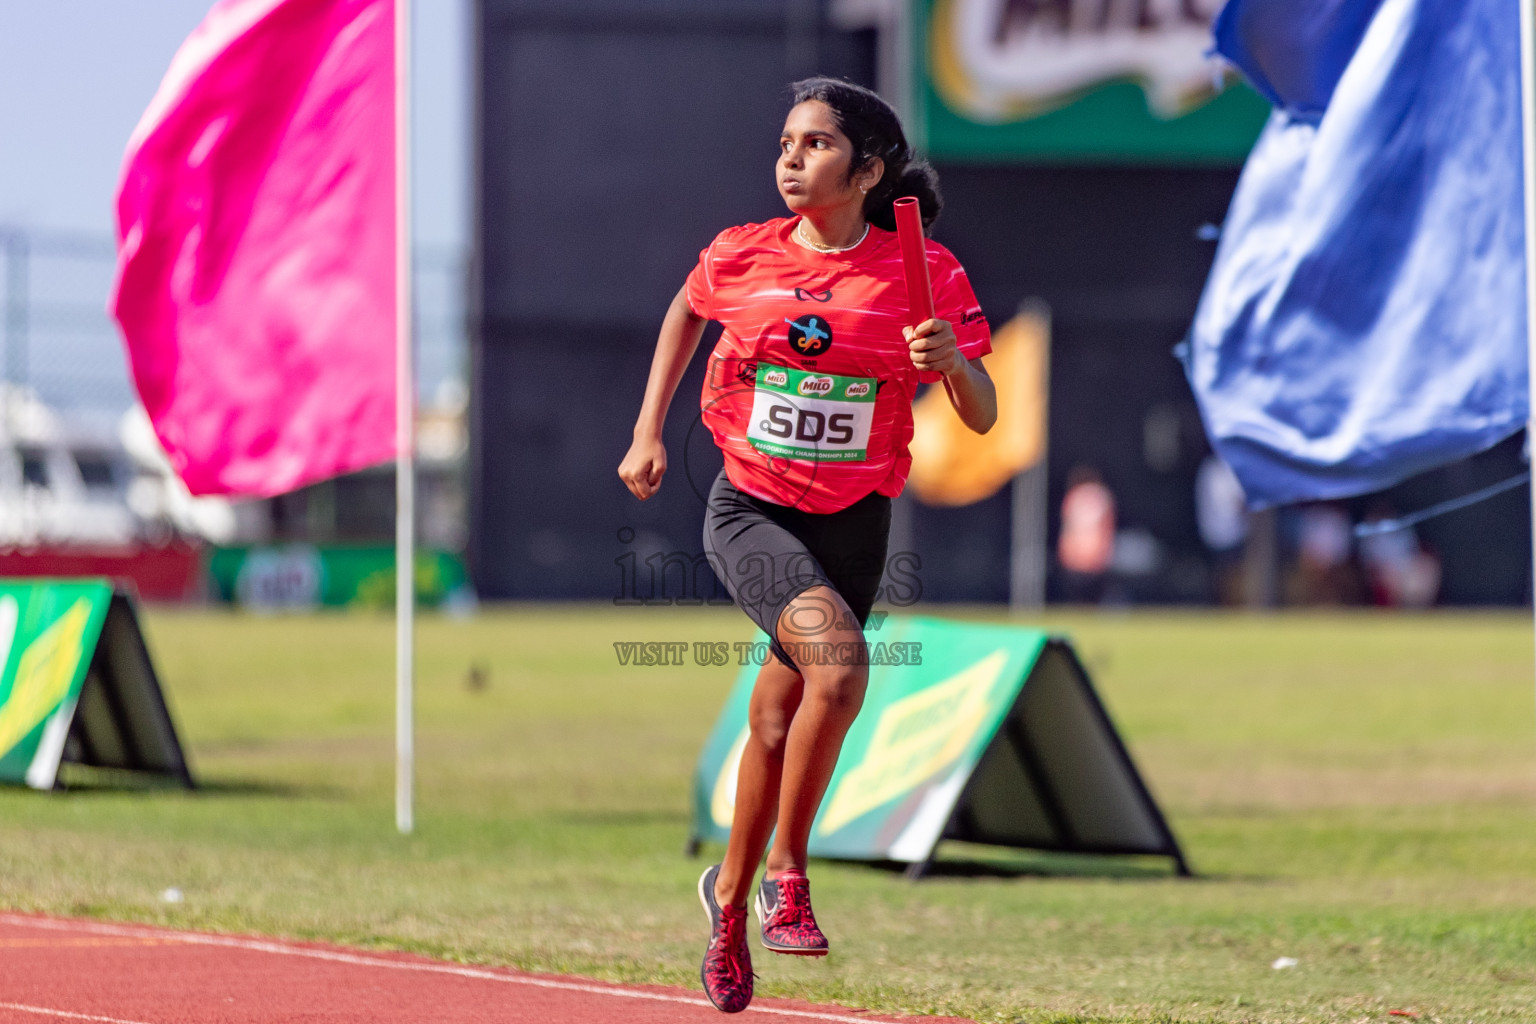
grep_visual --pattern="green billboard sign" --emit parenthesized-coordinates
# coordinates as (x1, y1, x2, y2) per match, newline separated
(0, 580, 191, 790)
(691, 616, 1186, 874)
(911, 0, 1270, 163)
(207, 545, 471, 610)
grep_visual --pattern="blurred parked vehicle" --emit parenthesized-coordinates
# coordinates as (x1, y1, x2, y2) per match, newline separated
(0, 387, 257, 600)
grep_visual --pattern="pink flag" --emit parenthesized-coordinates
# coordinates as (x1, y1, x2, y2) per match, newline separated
(111, 0, 396, 498)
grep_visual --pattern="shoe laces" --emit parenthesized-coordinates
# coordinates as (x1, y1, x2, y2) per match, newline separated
(775, 873, 818, 927)
(707, 906, 751, 989)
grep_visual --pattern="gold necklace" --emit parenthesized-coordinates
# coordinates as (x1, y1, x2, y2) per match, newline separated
(796, 220, 869, 254)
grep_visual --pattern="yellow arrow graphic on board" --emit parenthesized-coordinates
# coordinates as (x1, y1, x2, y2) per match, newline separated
(0, 599, 93, 761)
(817, 649, 1009, 836)
(710, 725, 751, 829)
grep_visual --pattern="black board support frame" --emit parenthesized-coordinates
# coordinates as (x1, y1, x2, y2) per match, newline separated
(916, 638, 1190, 879)
(1049, 639, 1190, 877)
(57, 594, 194, 790)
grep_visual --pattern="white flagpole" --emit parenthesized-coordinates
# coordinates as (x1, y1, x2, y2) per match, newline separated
(394, 0, 415, 835)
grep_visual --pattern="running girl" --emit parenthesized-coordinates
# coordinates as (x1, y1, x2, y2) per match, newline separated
(617, 77, 997, 1014)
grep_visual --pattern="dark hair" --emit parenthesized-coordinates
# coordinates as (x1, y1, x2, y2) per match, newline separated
(789, 77, 942, 234)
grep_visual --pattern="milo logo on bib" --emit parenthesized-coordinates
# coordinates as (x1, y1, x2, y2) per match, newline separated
(748, 363, 877, 462)
(799, 376, 834, 397)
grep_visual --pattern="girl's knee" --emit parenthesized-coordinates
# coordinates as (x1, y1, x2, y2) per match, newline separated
(749, 704, 793, 754)
(803, 663, 866, 716)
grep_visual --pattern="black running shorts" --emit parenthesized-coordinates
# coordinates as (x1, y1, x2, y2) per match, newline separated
(702, 469, 891, 670)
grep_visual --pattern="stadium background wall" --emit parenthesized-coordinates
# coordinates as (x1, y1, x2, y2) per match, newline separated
(469, 0, 1533, 605)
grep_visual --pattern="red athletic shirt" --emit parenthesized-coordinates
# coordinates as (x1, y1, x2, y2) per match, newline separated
(686, 217, 991, 514)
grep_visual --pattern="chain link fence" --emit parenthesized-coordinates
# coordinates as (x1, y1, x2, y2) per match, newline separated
(0, 226, 469, 432)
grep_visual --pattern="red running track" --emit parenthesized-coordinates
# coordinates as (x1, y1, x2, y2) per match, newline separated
(0, 914, 975, 1024)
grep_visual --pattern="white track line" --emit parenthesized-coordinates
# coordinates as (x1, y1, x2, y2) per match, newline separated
(0, 915, 916, 1023)
(0, 1003, 159, 1024)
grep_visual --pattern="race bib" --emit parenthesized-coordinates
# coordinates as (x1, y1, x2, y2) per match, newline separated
(747, 363, 876, 462)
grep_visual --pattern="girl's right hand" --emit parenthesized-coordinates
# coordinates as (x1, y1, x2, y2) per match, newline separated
(618, 435, 667, 500)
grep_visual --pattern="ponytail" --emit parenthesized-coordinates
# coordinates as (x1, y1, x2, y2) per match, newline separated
(864, 162, 941, 234)
(789, 77, 944, 235)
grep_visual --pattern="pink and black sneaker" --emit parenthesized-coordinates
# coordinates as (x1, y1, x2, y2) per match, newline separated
(698, 864, 754, 1013)
(754, 869, 829, 956)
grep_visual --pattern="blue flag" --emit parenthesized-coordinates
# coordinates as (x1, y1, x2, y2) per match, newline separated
(1188, 0, 1528, 508)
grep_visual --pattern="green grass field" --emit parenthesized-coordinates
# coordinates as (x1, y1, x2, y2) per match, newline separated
(2, 605, 1534, 1023)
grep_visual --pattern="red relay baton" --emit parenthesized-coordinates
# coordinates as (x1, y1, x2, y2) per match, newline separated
(894, 195, 941, 380)
(894, 196, 935, 327)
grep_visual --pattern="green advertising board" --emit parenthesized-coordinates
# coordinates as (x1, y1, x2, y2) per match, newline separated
(911, 0, 1270, 163)
(0, 579, 191, 790)
(0, 580, 113, 787)
(207, 545, 471, 610)
(691, 616, 1186, 874)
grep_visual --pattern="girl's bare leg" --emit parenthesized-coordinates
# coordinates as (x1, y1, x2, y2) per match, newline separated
(713, 655, 803, 908)
(764, 585, 867, 877)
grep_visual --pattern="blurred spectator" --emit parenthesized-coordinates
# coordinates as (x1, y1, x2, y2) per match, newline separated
(1286, 503, 1362, 604)
(1195, 454, 1248, 604)
(1359, 503, 1441, 607)
(1058, 465, 1115, 603)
